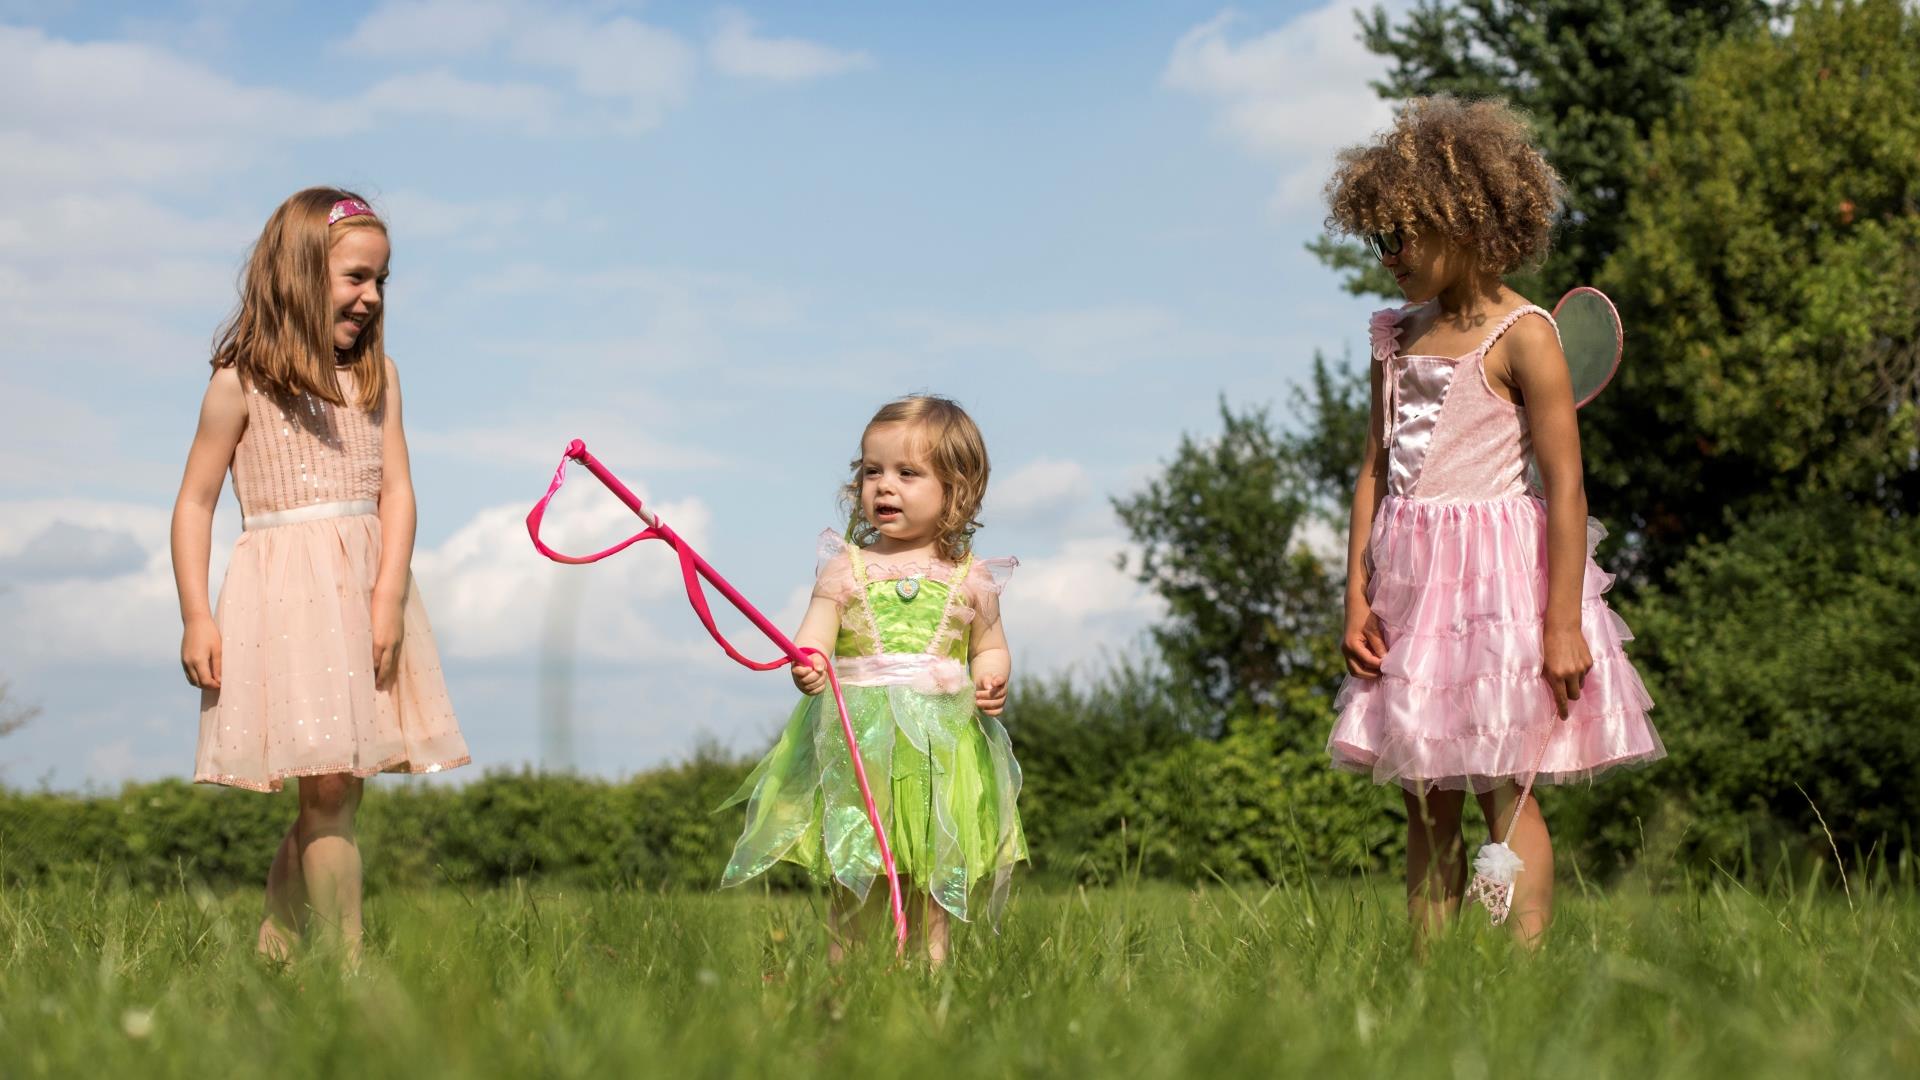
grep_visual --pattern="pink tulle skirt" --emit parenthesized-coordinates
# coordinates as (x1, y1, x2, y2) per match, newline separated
(1329, 495, 1664, 793)
(194, 512, 469, 792)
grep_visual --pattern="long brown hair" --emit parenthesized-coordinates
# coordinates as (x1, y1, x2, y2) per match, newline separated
(842, 395, 991, 562)
(211, 187, 388, 410)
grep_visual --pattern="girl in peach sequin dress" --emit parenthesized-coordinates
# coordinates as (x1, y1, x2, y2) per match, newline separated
(170, 188, 467, 961)
(1322, 100, 1663, 946)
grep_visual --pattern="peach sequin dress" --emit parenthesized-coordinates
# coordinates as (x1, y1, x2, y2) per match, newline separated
(193, 368, 468, 791)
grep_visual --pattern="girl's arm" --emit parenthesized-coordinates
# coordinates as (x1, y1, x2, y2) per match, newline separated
(170, 367, 247, 690)
(372, 357, 418, 691)
(1341, 358, 1390, 678)
(1498, 316, 1593, 717)
(789, 595, 842, 694)
(969, 611, 1011, 717)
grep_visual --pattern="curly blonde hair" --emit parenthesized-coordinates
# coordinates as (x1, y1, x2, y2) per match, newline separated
(1325, 96, 1565, 275)
(842, 395, 990, 562)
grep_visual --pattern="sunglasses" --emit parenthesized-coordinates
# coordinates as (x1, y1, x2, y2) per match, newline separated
(1365, 228, 1405, 262)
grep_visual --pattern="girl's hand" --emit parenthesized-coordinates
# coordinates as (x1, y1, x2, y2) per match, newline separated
(792, 653, 828, 696)
(974, 673, 1007, 717)
(1541, 622, 1592, 718)
(1341, 612, 1388, 678)
(181, 614, 223, 690)
(372, 592, 406, 691)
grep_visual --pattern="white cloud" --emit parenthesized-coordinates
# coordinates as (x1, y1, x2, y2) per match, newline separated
(889, 304, 1274, 376)
(0, 26, 353, 192)
(992, 459, 1090, 520)
(342, 1, 698, 134)
(0, 499, 239, 668)
(517, 16, 696, 130)
(0, 25, 346, 141)
(410, 486, 726, 664)
(340, 0, 522, 57)
(363, 69, 564, 134)
(377, 189, 572, 248)
(710, 9, 872, 81)
(1000, 534, 1160, 675)
(0, 191, 255, 260)
(410, 418, 724, 473)
(0, 486, 739, 671)
(0, 381, 182, 496)
(1163, 4, 1408, 211)
(472, 261, 806, 374)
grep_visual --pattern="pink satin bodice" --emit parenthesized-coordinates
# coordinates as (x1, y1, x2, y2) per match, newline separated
(1372, 304, 1552, 503)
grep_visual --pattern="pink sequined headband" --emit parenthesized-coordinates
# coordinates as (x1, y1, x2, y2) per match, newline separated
(328, 198, 375, 225)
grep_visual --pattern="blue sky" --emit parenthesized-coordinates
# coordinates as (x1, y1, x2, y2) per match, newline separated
(0, 0, 1399, 788)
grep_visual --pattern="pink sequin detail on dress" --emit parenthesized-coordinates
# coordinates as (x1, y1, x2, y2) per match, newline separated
(1328, 305, 1664, 792)
(193, 369, 469, 791)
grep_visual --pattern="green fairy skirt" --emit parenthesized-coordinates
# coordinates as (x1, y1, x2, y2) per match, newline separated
(717, 655, 1025, 925)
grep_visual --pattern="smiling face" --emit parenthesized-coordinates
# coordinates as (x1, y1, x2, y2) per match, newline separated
(859, 422, 947, 550)
(1376, 227, 1474, 304)
(328, 227, 390, 353)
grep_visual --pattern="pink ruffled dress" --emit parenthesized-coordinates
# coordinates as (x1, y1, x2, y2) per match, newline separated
(1328, 305, 1664, 792)
(193, 369, 469, 791)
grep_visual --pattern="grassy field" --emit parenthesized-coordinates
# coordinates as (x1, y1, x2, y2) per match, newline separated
(2, 874, 1915, 1078)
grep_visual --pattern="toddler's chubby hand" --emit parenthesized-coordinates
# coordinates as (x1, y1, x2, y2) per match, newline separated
(792, 652, 829, 696)
(974, 673, 1008, 717)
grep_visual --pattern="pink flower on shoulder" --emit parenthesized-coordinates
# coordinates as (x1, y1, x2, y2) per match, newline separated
(1369, 308, 1404, 363)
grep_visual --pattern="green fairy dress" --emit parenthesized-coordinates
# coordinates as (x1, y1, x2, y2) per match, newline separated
(719, 530, 1026, 925)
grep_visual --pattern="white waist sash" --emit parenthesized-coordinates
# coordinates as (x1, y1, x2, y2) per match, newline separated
(243, 499, 378, 531)
(833, 653, 971, 695)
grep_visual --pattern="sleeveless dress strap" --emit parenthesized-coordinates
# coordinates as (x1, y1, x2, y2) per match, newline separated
(1371, 307, 1409, 449)
(1473, 305, 1556, 356)
(845, 544, 889, 655)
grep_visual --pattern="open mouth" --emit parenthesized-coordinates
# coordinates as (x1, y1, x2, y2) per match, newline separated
(873, 504, 902, 522)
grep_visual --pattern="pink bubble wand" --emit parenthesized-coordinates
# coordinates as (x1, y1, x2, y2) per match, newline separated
(526, 439, 909, 951)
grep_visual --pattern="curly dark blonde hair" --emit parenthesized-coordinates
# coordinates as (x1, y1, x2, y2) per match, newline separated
(1325, 96, 1565, 275)
(842, 395, 990, 562)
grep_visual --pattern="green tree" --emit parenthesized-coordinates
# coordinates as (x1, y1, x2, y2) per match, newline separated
(1322, 0, 1774, 298)
(1597, 0, 1920, 563)
(1113, 400, 1343, 723)
(1617, 500, 1920, 867)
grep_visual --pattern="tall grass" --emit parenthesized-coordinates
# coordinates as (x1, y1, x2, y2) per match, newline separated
(2, 870, 1916, 1078)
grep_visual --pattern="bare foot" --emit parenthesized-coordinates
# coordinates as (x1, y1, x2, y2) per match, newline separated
(256, 916, 296, 963)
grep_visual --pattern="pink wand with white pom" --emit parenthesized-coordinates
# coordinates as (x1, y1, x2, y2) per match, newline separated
(1464, 729, 1556, 925)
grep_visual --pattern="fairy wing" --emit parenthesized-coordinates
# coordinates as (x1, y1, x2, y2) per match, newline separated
(1552, 286, 1623, 409)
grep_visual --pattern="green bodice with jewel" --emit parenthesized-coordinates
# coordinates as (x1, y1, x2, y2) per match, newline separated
(834, 548, 975, 662)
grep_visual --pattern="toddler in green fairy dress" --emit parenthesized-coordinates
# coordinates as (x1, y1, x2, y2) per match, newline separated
(719, 395, 1024, 965)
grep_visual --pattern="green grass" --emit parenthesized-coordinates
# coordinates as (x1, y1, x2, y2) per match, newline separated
(2, 875, 1916, 1078)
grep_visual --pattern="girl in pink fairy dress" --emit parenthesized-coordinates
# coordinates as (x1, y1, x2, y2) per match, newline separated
(1323, 98, 1664, 946)
(171, 188, 469, 962)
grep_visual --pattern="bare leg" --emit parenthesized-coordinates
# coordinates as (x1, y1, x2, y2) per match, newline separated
(257, 819, 307, 960)
(920, 891, 951, 968)
(1403, 787, 1467, 954)
(827, 885, 860, 965)
(1477, 784, 1554, 947)
(827, 882, 889, 964)
(295, 774, 365, 965)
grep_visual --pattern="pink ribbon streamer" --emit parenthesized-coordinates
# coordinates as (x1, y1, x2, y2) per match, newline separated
(526, 439, 909, 950)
